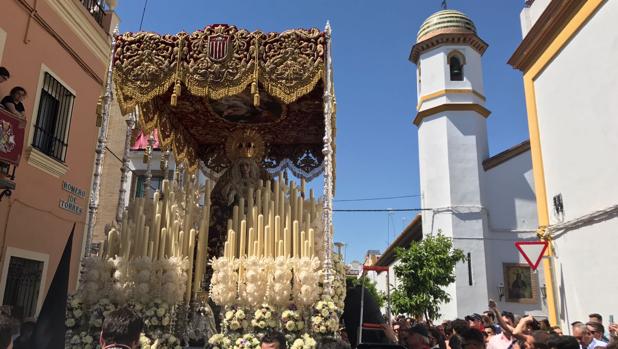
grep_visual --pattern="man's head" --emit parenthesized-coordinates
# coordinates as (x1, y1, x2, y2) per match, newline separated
(261, 331, 287, 349)
(9, 87, 26, 103)
(0, 314, 12, 349)
(402, 324, 430, 349)
(316, 337, 351, 349)
(586, 322, 605, 341)
(588, 314, 603, 324)
(548, 335, 579, 349)
(572, 323, 593, 348)
(452, 319, 470, 336)
(0, 68, 9, 83)
(100, 307, 143, 348)
(460, 328, 485, 349)
(501, 311, 515, 327)
(483, 327, 495, 343)
(466, 314, 484, 330)
(551, 326, 563, 336)
(531, 330, 550, 349)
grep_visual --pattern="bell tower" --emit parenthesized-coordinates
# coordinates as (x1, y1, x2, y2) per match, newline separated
(411, 9, 491, 320)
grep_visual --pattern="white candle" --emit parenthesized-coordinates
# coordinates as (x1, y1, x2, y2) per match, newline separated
(257, 214, 264, 257)
(240, 220, 246, 258)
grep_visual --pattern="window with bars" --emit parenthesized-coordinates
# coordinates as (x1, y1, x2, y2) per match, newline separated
(2, 256, 44, 318)
(32, 73, 75, 162)
(133, 175, 164, 199)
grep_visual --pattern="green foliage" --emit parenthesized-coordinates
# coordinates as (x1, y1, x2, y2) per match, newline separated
(346, 276, 386, 309)
(391, 233, 465, 320)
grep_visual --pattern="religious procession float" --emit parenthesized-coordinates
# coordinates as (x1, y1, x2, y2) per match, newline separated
(65, 23, 346, 349)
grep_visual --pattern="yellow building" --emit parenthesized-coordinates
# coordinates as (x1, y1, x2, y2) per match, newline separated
(509, 0, 618, 328)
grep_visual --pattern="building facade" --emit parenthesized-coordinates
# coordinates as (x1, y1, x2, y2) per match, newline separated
(0, 0, 118, 319)
(409, 9, 544, 321)
(509, 0, 618, 328)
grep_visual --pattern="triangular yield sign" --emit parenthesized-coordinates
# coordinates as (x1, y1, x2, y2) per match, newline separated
(515, 241, 548, 271)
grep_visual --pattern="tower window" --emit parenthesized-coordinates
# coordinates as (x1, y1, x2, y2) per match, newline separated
(449, 56, 464, 81)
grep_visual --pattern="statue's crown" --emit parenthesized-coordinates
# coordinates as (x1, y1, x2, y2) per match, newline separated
(237, 140, 257, 158)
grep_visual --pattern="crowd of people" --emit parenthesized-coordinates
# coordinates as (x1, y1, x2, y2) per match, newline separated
(381, 300, 617, 349)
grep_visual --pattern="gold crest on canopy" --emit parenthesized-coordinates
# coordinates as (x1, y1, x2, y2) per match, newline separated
(112, 24, 336, 180)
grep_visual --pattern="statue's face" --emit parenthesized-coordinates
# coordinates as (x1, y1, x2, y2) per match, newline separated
(239, 162, 251, 178)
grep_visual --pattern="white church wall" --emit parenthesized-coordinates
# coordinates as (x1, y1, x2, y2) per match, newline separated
(484, 236, 548, 318)
(531, 0, 618, 327)
(484, 152, 538, 232)
(519, 0, 551, 37)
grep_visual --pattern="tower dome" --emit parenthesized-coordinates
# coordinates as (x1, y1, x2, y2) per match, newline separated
(417, 9, 477, 42)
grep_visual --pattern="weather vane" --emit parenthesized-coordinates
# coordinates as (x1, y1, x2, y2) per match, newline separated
(442, 0, 448, 9)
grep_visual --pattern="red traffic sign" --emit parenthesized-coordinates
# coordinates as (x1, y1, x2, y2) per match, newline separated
(515, 241, 548, 271)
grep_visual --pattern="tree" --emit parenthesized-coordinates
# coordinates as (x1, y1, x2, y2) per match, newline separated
(347, 276, 385, 309)
(391, 232, 465, 321)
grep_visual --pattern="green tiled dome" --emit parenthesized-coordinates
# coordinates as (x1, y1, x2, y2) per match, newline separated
(417, 10, 477, 42)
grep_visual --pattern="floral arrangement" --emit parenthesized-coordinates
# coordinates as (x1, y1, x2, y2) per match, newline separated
(143, 299, 173, 329)
(233, 334, 260, 349)
(67, 331, 96, 349)
(151, 333, 183, 349)
(157, 257, 189, 304)
(267, 256, 293, 307)
(331, 255, 347, 310)
(210, 257, 240, 306)
(79, 257, 114, 304)
(281, 308, 305, 334)
(293, 257, 321, 307)
(290, 333, 317, 349)
(89, 298, 117, 329)
(208, 333, 233, 349)
(251, 304, 278, 332)
(310, 301, 340, 335)
(65, 295, 84, 330)
(128, 256, 153, 302)
(223, 308, 249, 332)
(241, 257, 270, 307)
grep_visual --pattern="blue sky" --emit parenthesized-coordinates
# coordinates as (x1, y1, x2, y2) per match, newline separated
(115, 0, 529, 263)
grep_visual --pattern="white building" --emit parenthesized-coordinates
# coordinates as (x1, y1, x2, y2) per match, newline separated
(404, 9, 546, 321)
(509, 0, 618, 328)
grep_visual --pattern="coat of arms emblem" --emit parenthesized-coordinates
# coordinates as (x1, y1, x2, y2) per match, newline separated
(208, 35, 231, 62)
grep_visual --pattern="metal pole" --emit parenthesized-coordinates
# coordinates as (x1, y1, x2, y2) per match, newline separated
(358, 274, 366, 346)
(116, 113, 136, 223)
(387, 269, 392, 324)
(321, 20, 336, 297)
(143, 132, 155, 199)
(84, 27, 117, 257)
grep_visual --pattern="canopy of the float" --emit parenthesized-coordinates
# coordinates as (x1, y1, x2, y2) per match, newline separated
(112, 24, 336, 182)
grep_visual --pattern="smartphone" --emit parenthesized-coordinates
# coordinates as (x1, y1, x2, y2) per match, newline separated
(610, 315, 614, 324)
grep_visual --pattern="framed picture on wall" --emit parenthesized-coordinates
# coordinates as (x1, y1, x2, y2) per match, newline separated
(503, 263, 538, 304)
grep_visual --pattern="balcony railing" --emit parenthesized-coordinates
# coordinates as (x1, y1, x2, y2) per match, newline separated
(80, 0, 106, 27)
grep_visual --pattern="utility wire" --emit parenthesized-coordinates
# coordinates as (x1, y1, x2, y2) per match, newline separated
(333, 208, 431, 212)
(139, 0, 149, 31)
(334, 194, 420, 202)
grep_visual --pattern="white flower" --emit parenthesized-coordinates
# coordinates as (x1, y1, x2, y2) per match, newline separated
(265, 311, 272, 319)
(230, 320, 241, 330)
(156, 307, 166, 317)
(225, 311, 234, 320)
(296, 321, 304, 330)
(236, 310, 245, 319)
(65, 319, 76, 327)
(73, 309, 83, 318)
(285, 320, 296, 331)
(321, 309, 329, 317)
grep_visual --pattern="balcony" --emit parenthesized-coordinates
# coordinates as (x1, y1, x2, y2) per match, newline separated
(0, 108, 27, 200)
(79, 0, 107, 28)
